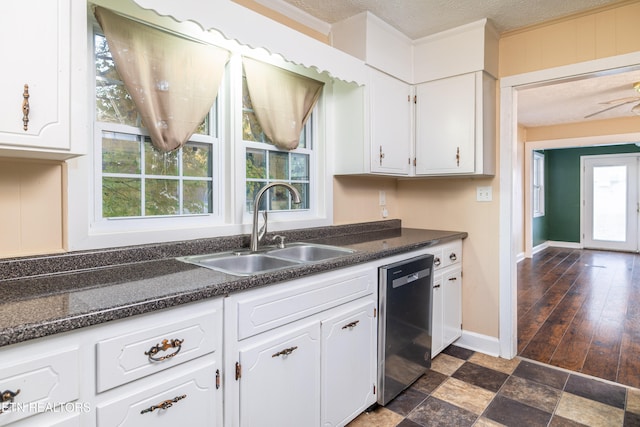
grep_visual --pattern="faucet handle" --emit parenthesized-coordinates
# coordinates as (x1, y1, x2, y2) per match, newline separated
(272, 235, 286, 249)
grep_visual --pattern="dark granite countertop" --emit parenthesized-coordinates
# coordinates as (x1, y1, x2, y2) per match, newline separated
(0, 220, 466, 347)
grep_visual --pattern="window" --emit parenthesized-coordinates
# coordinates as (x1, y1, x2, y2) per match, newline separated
(533, 151, 545, 217)
(94, 33, 218, 220)
(241, 72, 312, 214)
(85, 19, 330, 251)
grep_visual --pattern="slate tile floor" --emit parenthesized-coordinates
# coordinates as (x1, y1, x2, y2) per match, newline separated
(348, 345, 640, 426)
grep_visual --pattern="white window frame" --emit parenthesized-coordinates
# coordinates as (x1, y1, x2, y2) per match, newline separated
(90, 29, 224, 235)
(229, 53, 330, 232)
(533, 151, 545, 218)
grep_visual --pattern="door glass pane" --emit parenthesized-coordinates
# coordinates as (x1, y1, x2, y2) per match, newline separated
(592, 165, 627, 242)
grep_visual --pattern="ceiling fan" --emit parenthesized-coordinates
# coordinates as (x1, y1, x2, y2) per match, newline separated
(584, 81, 640, 119)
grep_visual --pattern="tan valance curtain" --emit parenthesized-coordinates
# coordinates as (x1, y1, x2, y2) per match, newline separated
(94, 6, 229, 152)
(243, 57, 324, 150)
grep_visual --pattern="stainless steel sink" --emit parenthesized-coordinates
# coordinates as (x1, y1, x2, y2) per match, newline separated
(265, 243, 355, 262)
(177, 243, 355, 276)
(177, 252, 302, 276)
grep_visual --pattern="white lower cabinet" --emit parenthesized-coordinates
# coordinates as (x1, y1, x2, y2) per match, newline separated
(427, 240, 463, 357)
(238, 320, 321, 427)
(225, 266, 378, 427)
(321, 299, 376, 427)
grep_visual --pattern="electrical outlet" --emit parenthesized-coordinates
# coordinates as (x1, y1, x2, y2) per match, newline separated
(379, 190, 386, 206)
(476, 186, 492, 202)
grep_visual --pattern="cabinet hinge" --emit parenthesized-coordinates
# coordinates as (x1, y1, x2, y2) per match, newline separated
(413, 95, 417, 104)
(373, 384, 376, 394)
(407, 95, 410, 102)
(413, 158, 417, 167)
(373, 308, 377, 318)
(235, 362, 241, 381)
(216, 369, 221, 389)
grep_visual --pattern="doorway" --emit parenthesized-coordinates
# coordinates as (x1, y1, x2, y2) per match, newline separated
(582, 154, 640, 252)
(499, 52, 640, 359)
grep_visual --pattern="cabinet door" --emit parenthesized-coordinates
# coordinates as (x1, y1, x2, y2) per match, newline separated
(0, 0, 71, 151)
(442, 268, 462, 347)
(238, 321, 321, 427)
(415, 73, 476, 175)
(369, 68, 411, 175)
(321, 299, 376, 427)
(431, 273, 444, 357)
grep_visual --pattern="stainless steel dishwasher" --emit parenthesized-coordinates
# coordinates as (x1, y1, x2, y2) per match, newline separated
(378, 254, 434, 406)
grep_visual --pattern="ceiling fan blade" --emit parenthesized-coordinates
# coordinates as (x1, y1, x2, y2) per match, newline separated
(584, 99, 639, 119)
(599, 96, 640, 105)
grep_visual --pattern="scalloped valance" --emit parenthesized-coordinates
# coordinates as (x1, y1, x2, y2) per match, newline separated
(131, 0, 368, 86)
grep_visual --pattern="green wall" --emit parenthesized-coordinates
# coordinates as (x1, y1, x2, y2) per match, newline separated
(533, 143, 640, 244)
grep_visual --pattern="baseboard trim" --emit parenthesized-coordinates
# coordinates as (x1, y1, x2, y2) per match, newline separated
(547, 241, 582, 249)
(453, 330, 501, 358)
(532, 241, 549, 255)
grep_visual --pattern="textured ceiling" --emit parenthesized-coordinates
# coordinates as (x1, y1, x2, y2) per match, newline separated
(279, 0, 621, 39)
(518, 70, 640, 127)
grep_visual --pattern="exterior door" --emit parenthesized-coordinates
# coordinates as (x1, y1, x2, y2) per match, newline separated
(582, 155, 639, 251)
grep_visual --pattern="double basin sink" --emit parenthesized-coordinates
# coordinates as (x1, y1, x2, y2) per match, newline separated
(177, 242, 355, 276)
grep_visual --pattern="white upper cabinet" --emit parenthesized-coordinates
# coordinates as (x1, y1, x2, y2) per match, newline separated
(332, 16, 498, 177)
(368, 68, 412, 175)
(415, 71, 496, 176)
(0, 0, 86, 160)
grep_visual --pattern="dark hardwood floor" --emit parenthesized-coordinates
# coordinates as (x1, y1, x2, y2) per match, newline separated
(518, 247, 640, 389)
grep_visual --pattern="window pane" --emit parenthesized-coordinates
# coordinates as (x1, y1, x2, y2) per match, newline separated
(145, 140, 179, 176)
(291, 153, 309, 180)
(145, 179, 179, 215)
(184, 181, 212, 214)
(269, 151, 289, 180)
(103, 177, 141, 217)
(269, 185, 292, 210)
(246, 181, 266, 212)
(183, 142, 212, 177)
(246, 149, 267, 179)
(292, 183, 309, 210)
(592, 165, 627, 242)
(95, 35, 139, 126)
(102, 133, 140, 174)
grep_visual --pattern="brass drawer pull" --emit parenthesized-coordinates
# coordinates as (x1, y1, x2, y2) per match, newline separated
(0, 389, 20, 414)
(342, 320, 360, 330)
(22, 84, 29, 131)
(144, 338, 184, 362)
(448, 277, 458, 281)
(272, 346, 298, 358)
(140, 394, 186, 414)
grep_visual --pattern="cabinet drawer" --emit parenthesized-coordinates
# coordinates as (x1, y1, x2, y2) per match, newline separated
(234, 268, 375, 340)
(441, 240, 462, 268)
(426, 246, 444, 270)
(0, 347, 79, 426)
(96, 361, 218, 427)
(96, 300, 222, 392)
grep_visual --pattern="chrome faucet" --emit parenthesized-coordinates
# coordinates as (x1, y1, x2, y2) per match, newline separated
(250, 183, 301, 252)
